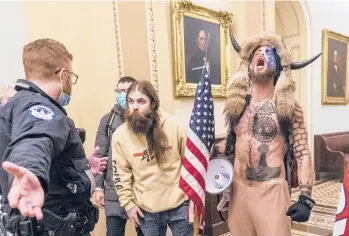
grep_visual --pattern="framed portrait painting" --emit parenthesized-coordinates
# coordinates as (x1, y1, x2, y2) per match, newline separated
(322, 29, 349, 104)
(171, 1, 233, 97)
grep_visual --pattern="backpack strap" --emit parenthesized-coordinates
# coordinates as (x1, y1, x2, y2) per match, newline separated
(106, 109, 117, 143)
(281, 120, 293, 194)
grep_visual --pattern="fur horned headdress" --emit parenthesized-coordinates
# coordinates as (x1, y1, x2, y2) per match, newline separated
(224, 28, 321, 126)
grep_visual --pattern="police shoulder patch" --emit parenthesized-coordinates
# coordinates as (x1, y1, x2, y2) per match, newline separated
(29, 105, 55, 120)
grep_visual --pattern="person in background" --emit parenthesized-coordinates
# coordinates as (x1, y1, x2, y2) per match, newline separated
(94, 76, 144, 236)
(112, 80, 193, 236)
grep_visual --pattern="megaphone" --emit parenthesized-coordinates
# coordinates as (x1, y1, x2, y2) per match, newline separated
(205, 157, 234, 195)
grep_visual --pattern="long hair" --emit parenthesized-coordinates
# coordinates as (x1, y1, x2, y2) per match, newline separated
(126, 80, 169, 166)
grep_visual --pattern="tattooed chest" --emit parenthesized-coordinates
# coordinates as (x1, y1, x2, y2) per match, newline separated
(235, 101, 283, 181)
(236, 101, 280, 142)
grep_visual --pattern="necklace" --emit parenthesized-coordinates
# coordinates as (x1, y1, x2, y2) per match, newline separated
(251, 92, 274, 122)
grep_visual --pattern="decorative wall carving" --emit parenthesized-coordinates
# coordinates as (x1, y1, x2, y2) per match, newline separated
(260, 1, 266, 31)
(112, 1, 124, 78)
(145, 0, 159, 94)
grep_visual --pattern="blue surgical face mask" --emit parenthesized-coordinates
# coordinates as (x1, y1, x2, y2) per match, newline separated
(117, 91, 127, 109)
(57, 91, 71, 107)
(57, 74, 72, 107)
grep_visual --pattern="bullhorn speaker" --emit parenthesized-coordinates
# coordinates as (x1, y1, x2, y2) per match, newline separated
(205, 157, 234, 195)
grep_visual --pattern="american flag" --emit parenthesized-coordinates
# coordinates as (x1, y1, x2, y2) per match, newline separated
(333, 161, 349, 236)
(179, 66, 215, 227)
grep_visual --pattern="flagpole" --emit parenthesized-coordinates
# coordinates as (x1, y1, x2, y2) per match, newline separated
(193, 207, 200, 236)
(192, 33, 210, 236)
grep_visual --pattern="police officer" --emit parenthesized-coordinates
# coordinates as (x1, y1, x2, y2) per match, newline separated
(0, 38, 104, 236)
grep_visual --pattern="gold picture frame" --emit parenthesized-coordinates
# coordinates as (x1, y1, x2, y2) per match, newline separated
(171, 1, 233, 97)
(322, 29, 349, 104)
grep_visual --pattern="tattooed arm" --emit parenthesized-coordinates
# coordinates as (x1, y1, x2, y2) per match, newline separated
(292, 101, 313, 197)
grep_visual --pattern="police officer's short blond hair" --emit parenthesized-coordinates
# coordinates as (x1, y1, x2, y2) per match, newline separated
(23, 38, 73, 79)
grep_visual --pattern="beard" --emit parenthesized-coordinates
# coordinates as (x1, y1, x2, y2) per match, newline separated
(125, 110, 153, 135)
(250, 67, 276, 84)
(125, 108, 169, 167)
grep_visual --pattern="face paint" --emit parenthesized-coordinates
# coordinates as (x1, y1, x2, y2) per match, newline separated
(249, 46, 277, 83)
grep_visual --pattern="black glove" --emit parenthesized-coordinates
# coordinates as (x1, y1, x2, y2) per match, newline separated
(286, 195, 315, 222)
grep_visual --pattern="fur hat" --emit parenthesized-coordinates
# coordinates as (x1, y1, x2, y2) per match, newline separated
(224, 31, 321, 125)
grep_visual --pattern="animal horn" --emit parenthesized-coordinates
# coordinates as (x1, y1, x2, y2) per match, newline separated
(290, 53, 322, 70)
(229, 25, 241, 53)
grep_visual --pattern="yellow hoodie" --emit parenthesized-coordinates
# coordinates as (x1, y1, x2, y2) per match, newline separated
(112, 112, 187, 213)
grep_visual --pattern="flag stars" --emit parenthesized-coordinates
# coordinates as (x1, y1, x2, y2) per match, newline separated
(189, 67, 215, 150)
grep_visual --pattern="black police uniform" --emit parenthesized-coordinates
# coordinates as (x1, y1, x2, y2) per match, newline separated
(0, 79, 98, 236)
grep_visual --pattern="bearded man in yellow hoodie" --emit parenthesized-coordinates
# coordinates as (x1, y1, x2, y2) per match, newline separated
(112, 80, 193, 236)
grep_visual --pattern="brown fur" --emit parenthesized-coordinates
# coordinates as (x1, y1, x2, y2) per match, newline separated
(223, 72, 250, 125)
(225, 32, 296, 124)
(275, 70, 296, 122)
(239, 32, 292, 67)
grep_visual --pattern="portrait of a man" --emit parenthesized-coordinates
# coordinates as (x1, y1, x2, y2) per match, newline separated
(171, 1, 232, 97)
(184, 16, 221, 85)
(321, 29, 349, 104)
(327, 38, 347, 97)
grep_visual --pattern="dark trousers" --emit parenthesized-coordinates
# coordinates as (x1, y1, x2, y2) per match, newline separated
(106, 216, 144, 236)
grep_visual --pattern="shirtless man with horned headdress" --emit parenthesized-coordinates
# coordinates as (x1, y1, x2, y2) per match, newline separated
(219, 29, 321, 235)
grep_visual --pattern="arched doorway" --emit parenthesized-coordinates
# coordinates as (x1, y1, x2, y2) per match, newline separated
(275, 0, 309, 122)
